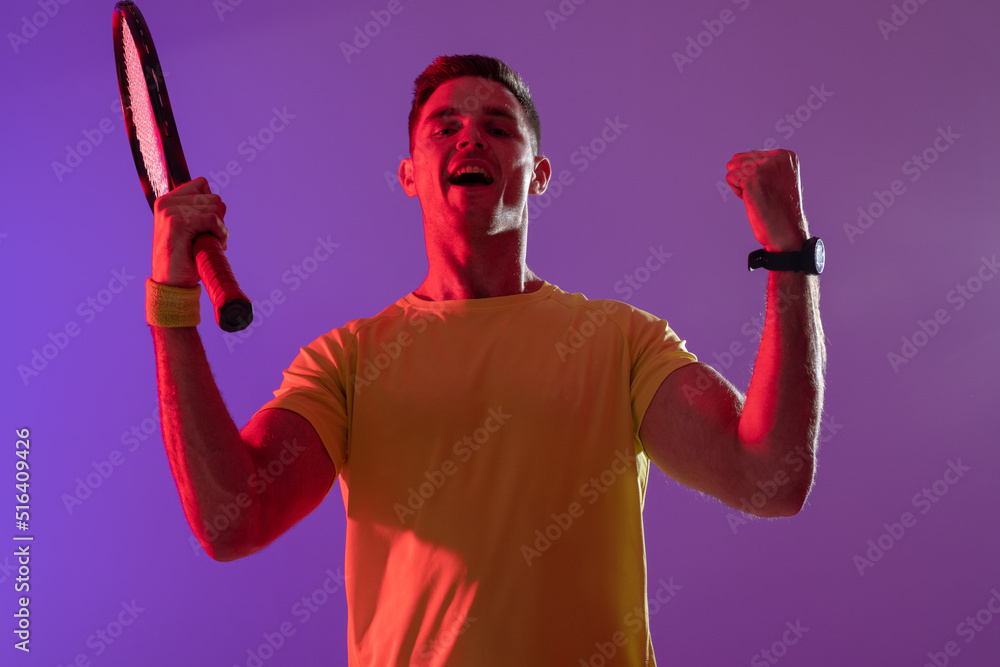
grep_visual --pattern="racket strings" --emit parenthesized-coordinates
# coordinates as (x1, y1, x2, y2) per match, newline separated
(122, 20, 170, 198)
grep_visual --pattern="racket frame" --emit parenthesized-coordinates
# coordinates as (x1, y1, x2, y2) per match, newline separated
(113, 1, 192, 208)
(113, 1, 253, 332)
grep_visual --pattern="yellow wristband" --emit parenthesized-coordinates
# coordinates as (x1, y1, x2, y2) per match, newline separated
(146, 279, 201, 327)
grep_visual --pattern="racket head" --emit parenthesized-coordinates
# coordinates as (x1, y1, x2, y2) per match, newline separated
(113, 1, 191, 211)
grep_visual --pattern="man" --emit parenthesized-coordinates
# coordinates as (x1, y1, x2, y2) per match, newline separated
(148, 55, 825, 665)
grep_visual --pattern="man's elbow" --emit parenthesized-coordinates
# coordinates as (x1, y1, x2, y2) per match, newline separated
(766, 474, 813, 517)
(740, 458, 815, 518)
(206, 546, 239, 563)
(200, 536, 263, 562)
(742, 491, 807, 518)
(761, 490, 808, 518)
(192, 519, 266, 562)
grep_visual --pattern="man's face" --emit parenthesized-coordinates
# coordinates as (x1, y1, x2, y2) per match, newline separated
(400, 76, 550, 234)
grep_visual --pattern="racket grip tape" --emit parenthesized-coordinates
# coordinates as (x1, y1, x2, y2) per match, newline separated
(192, 234, 253, 332)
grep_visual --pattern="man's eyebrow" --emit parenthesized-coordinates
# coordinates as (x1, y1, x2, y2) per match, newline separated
(423, 105, 520, 124)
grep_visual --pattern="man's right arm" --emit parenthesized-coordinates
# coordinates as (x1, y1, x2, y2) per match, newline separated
(150, 178, 336, 562)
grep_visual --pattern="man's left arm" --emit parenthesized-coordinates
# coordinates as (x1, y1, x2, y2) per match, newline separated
(639, 149, 825, 518)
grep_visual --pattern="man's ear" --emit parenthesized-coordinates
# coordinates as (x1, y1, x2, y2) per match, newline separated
(399, 157, 417, 198)
(529, 155, 552, 195)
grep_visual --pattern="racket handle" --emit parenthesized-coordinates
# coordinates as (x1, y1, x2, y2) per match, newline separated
(192, 234, 253, 332)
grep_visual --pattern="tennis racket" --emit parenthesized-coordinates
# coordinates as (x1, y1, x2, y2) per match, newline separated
(113, 1, 253, 332)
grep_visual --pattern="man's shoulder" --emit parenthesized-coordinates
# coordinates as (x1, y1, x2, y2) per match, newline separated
(294, 295, 411, 353)
(546, 284, 690, 352)
(546, 283, 651, 323)
(342, 296, 411, 331)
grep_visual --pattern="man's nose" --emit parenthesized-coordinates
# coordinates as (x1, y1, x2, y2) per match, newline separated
(457, 124, 486, 149)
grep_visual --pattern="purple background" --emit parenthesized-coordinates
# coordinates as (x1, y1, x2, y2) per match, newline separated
(3, 0, 999, 665)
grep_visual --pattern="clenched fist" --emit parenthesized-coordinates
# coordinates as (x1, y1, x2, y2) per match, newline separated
(152, 177, 228, 287)
(726, 149, 809, 252)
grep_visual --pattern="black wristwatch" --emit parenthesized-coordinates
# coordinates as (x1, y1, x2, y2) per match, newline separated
(748, 237, 824, 275)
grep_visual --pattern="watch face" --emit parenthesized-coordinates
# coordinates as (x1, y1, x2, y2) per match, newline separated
(814, 238, 825, 274)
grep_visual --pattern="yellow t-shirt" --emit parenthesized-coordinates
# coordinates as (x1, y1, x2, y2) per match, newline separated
(259, 281, 697, 666)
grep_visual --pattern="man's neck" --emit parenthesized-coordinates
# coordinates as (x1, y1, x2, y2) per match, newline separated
(413, 226, 542, 301)
(413, 273, 544, 301)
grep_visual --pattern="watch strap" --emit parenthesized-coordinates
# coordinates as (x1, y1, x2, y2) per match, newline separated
(748, 248, 802, 271)
(748, 237, 823, 274)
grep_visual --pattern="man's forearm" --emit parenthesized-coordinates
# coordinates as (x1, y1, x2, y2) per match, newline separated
(738, 270, 825, 512)
(152, 326, 259, 560)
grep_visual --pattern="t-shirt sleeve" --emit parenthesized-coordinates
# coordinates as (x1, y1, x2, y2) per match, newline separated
(257, 330, 352, 473)
(625, 305, 698, 436)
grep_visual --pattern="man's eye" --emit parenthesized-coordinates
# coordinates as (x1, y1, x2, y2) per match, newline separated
(434, 128, 455, 136)
(488, 128, 510, 136)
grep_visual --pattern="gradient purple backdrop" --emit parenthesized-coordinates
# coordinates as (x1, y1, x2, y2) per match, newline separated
(3, 0, 999, 665)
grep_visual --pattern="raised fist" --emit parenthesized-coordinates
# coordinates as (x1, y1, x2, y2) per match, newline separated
(726, 149, 810, 252)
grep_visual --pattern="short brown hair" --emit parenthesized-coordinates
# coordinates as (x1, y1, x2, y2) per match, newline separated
(407, 54, 541, 155)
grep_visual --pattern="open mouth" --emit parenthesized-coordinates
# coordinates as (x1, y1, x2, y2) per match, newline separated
(448, 166, 495, 187)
